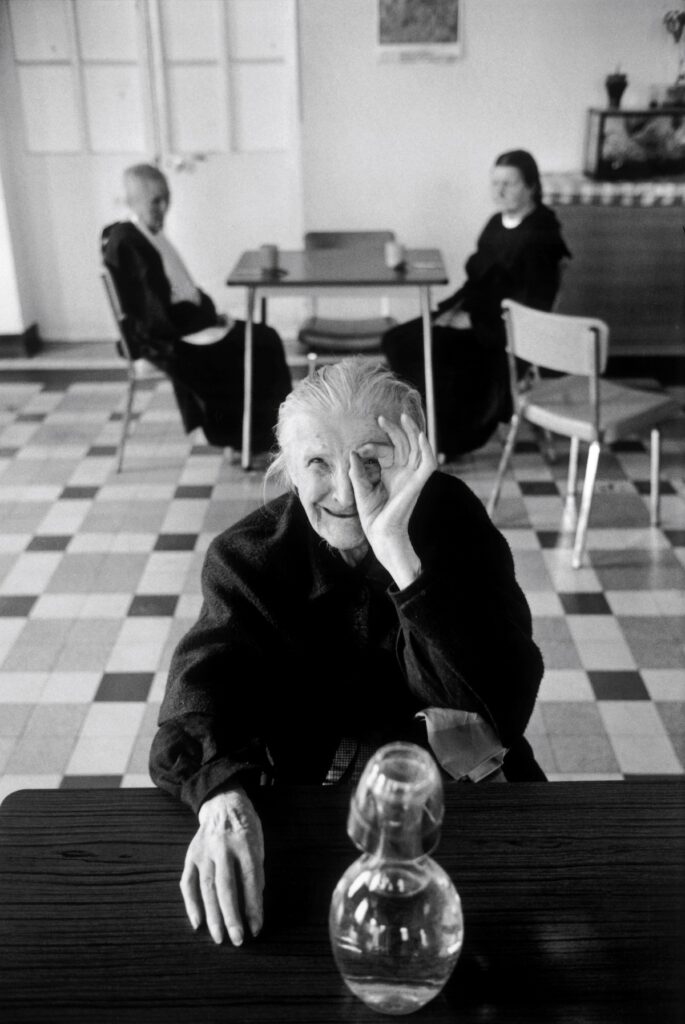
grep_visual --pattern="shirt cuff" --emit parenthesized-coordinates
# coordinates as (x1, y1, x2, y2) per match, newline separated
(416, 707, 507, 783)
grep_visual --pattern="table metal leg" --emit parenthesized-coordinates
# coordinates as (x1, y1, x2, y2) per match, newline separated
(419, 287, 436, 453)
(241, 287, 256, 470)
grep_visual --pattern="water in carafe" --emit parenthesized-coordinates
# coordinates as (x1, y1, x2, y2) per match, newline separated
(329, 742, 463, 1015)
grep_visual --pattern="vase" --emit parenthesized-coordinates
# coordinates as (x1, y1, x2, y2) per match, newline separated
(605, 73, 628, 110)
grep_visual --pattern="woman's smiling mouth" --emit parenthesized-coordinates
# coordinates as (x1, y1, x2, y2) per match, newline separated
(321, 508, 358, 519)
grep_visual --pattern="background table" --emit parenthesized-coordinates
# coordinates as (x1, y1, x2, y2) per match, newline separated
(1, 782, 684, 1023)
(227, 249, 448, 468)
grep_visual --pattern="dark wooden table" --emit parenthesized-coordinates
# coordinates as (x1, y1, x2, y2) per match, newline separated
(226, 248, 448, 468)
(1, 782, 683, 1023)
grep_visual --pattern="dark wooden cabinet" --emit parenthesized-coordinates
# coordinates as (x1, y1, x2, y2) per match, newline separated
(543, 174, 684, 357)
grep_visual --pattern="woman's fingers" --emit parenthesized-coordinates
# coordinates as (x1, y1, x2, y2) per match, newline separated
(180, 857, 203, 931)
(377, 415, 409, 465)
(418, 427, 437, 471)
(199, 863, 226, 944)
(399, 413, 423, 466)
(235, 838, 265, 938)
(214, 850, 248, 946)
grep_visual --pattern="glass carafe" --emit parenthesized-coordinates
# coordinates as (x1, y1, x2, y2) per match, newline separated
(329, 742, 463, 1015)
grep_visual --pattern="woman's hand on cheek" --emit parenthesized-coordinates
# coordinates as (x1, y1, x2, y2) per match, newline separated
(349, 413, 436, 589)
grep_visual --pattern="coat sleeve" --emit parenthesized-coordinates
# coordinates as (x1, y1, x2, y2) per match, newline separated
(149, 534, 282, 813)
(388, 475, 543, 747)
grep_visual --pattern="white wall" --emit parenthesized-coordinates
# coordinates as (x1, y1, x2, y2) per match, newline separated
(298, 0, 679, 313)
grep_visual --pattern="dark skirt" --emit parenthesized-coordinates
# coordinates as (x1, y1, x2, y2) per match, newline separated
(381, 318, 510, 459)
(170, 321, 291, 452)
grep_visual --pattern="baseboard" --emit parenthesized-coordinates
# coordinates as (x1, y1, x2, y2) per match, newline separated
(0, 324, 41, 357)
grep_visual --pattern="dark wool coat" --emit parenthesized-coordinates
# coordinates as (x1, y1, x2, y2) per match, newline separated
(150, 472, 545, 812)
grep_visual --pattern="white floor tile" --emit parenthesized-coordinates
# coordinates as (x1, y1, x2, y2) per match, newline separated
(539, 670, 595, 701)
(0, 774, 62, 804)
(31, 594, 86, 618)
(576, 639, 637, 671)
(527, 592, 565, 616)
(0, 553, 61, 594)
(598, 701, 671, 736)
(37, 501, 90, 535)
(39, 672, 102, 702)
(106, 619, 173, 672)
(136, 553, 193, 594)
(120, 773, 155, 788)
(81, 702, 145, 736)
(0, 671, 48, 701)
(66, 732, 136, 775)
(641, 670, 685, 701)
(610, 733, 682, 775)
(605, 590, 662, 615)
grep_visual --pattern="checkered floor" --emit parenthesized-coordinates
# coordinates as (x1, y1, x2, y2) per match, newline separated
(0, 369, 683, 802)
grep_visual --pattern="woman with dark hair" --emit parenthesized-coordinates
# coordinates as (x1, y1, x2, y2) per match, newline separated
(381, 149, 571, 458)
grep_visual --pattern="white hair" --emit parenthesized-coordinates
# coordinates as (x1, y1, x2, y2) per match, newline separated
(266, 357, 426, 490)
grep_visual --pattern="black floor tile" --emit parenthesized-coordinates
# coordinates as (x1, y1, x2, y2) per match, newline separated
(154, 534, 197, 551)
(587, 671, 650, 700)
(0, 595, 37, 616)
(95, 673, 155, 701)
(27, 535, 72, 551)
(174, 486, 214, 499)
(633, 479, 676, 495)
(60, 775, 124, 789)
(128, 595, 179, 616)
(87, 445, 117, 456)
(60, 486, 100, 499)
(559, 592, 612, 615)
(519, 481, 559, 496)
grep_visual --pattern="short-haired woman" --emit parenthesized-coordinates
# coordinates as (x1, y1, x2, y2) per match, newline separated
(150, 358, 545, 947)
(382, 149, 571, 458)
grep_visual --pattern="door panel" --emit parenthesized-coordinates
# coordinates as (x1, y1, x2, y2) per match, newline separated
(0, 0, 303, 342)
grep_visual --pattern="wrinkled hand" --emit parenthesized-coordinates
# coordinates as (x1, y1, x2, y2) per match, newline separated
(181, 787, 264, 946)
(349, 413, 436, 589)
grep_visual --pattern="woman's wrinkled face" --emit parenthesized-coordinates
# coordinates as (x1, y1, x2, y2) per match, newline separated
(490, 165, 535, 216)
(285, 411, 394, 564)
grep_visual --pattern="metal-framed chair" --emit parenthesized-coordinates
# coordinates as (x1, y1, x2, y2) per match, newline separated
(487, 299, 679, 568)
(101, 266, 167, 473)
(297, 231, 398, 375)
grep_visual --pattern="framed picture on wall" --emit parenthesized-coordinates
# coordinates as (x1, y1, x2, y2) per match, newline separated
(377, 0, 461, 62)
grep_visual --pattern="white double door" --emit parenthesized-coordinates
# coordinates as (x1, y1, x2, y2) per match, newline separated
(0, 0, 304, 342)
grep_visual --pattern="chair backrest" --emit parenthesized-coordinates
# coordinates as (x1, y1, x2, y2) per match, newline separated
(502, 299, 609, 435)
(304, 231, 395, 251)
(101, 264, 137, 363)
(502, 299, 609, 376)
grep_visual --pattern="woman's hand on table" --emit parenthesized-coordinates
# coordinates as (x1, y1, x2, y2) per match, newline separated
(349, 413, 436, 590)
(181, 786, 264, 945)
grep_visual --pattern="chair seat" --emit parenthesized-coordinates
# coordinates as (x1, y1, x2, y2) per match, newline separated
(522, 376, 680, 444)
(298, 315, 396, 353)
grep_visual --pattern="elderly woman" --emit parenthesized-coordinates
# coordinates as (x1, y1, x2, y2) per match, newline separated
(382, 149, 571, 457)
(150, 358, 544, 947)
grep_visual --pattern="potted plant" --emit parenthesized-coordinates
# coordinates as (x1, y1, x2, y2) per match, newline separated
(664, 8, 685, 105)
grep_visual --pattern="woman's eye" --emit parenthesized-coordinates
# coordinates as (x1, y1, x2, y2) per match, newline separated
(363, 458, 381, 482)
(307, 457, 326, 468)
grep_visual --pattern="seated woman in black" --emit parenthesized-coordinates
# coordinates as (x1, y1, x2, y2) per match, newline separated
(382, 149, 571, 459)
(149, 357, 545, 948)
